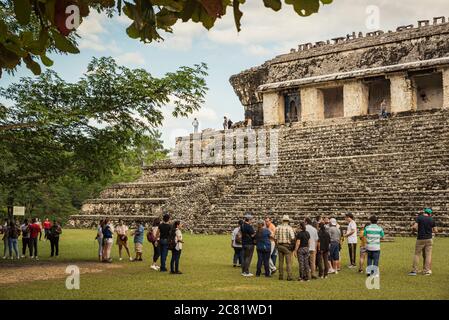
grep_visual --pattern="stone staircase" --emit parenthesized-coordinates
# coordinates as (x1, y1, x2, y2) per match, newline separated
(71, 109, 449, 236)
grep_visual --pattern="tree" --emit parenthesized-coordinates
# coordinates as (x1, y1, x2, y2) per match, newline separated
(0, 56, 207, 219)
(0, 0, 333, 76)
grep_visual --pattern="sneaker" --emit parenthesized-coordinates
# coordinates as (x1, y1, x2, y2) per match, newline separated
(21, 255, 25, 258)
(119, 257, 123, 261)
(424, 271, 432, 276)
(30, 256, 34, 259)
(2, 256, 6, 259)
(129, 257, 133, 261)
(328, 268, 335, 274)
(243, 273, 254, 277)
(150, 265, 157, 270)
(348, 265, 355, 269)
(35, 256, 39, 261)
(270, 269, 277, 275)
(408, 271, 417, 276)
(335, 270, 338, 274)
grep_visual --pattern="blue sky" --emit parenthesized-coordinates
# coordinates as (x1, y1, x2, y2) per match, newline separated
(1, 0, 448, 148)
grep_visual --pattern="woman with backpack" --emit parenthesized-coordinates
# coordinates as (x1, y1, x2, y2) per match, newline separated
(20, 219, 31, 258)
(169, 220, 183, 274)
(148, 218, 161, 270)
(7, 221, 21, 260)
(231, 220, 243, 267)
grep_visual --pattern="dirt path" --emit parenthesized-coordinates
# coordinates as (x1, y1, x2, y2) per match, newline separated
(0, 261, 122, 285)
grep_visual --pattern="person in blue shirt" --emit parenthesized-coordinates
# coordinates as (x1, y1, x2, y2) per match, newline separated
(255, 220, 272, 277)
(132, 221, 145, 261)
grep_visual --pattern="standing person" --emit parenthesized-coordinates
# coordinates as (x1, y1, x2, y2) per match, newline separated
(157, 213, 172, 272)
(241, 213, 256, 277)
(317, 222, 331, 279)
(102, 218, 114, 263)
(344, 213, 358, 268)
(265, 217, 277, 275)
(169, 220, 183, 274)
(328, 218, 341, 274)
(358, 224, 367, 273)
(409, 208, 437, 276)
(364, 215, 385, 276)
(48, 220, 62, 257)
(227, 118, 233, 130)
(255, 220, 271, 277)
(223, 116, 228, 130)
(149, 218, 161, 270)
(37, 218, 43, 241)
(246, 118, 252, 131)
(29, 218, 41, 260)
(20, 219, 31, 258)
(43, 218, 52, 241)
(231, 220, 243, 268)
(275, 215, 295, 281)
(115, 219, 132, 261)
(294, 222, 310, 281)
(132, 221, 145, 261)
(1, 219, 8, 259)
(95, 220, 104, 262)
(7, 221, 20, 259)
(192, 118, 199, 134)
(304, 217, 318, 279)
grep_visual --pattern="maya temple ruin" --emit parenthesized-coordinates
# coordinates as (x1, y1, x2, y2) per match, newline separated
(70, 17, 449, 236)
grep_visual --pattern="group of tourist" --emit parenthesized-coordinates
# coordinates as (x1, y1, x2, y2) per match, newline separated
(95, 214, 184, 274)
(1, 217, 62, 260)
(231, 208, 437, 280)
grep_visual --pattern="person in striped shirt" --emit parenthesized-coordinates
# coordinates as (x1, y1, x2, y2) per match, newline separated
(363, 215, 385, 276)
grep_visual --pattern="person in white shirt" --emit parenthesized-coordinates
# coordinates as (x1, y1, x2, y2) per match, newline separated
(170, 220, 183, 274)
(231, 220, 243, 267)
(192, 118, 199, 133)
(344, 213, 358, 268)
(115, 219, 132, 261)
(305, 217, 319, 279)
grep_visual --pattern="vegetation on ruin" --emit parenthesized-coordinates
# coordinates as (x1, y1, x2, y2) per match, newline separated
(0, 0, 333, 76)
(0, 56, 208, 221)
(1, 230, 449, 299)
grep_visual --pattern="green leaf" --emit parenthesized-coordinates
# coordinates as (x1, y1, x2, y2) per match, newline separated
(126, 24, 140, 39)
(40, 55, 54, 67)
(51, 30, 80, 54)
(285, 0, 320, 16)
(263, 0, 282, 11)
(13, 0, 32, 25)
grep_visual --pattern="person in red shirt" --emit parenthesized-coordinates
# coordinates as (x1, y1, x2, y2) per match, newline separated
(29, 218, 41, 260)
(43, 218, 52, 241)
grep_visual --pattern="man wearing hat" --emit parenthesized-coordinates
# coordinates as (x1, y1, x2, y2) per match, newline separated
(409, 208, 437, 276)
(274, 215, 295, 281)
(241, 213, 256, 277)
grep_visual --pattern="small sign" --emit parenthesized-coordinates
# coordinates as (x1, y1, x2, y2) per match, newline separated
(13, 206, 25, 216)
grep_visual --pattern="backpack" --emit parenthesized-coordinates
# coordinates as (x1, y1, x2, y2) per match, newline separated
(147, 230, 156, 243)
(168, 227, 177, 250)
(235, 228, 242, 245)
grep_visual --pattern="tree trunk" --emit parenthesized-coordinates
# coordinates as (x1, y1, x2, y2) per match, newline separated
(7, 193, 14, 222)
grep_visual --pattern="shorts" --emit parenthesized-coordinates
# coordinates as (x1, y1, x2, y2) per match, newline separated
(360, 246, 367, 254)
(116, 235, 128, 246)
(329, 242, 340, 261)
(135, 243, 143, 253)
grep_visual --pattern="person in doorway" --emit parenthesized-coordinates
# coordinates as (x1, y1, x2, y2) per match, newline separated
(192, 118, 199, 133)
(115, 219, 132, 261)
(48, 220, 62, 257)
(241, 213, 256, 277)
(231, 220, 243, 267)
(275, 215, 295, 281)
(265, 217, 277, 275)
(344, 213, 358, 268)
(379, 99, 389, 119)
(408, 208, 437, 276)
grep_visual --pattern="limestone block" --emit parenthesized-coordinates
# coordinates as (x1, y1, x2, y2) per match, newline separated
(389, 74, 416, 112)
(300, 87, 324, 121)
(343, 81, 369, 117)
(262, 92, 285, 125)
(442, 68, 449, 109)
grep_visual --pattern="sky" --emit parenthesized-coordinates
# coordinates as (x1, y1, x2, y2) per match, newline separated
(1, 0, 448, 149)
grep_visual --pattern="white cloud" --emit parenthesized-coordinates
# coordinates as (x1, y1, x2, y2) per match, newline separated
(158, 22, 205, 51)
(115, 52, 146, 67)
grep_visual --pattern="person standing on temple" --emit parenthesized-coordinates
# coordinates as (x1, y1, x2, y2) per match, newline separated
(192, 118, 199, 134)
(241, 213, 256, 277)
(227, 118, 233, 130)
(223, 116, 228, 130)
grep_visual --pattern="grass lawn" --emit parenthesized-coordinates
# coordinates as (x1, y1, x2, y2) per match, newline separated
(1, 229, 448, 300)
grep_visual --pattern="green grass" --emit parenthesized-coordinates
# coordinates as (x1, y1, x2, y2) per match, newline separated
(1, 229, 448, 300)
